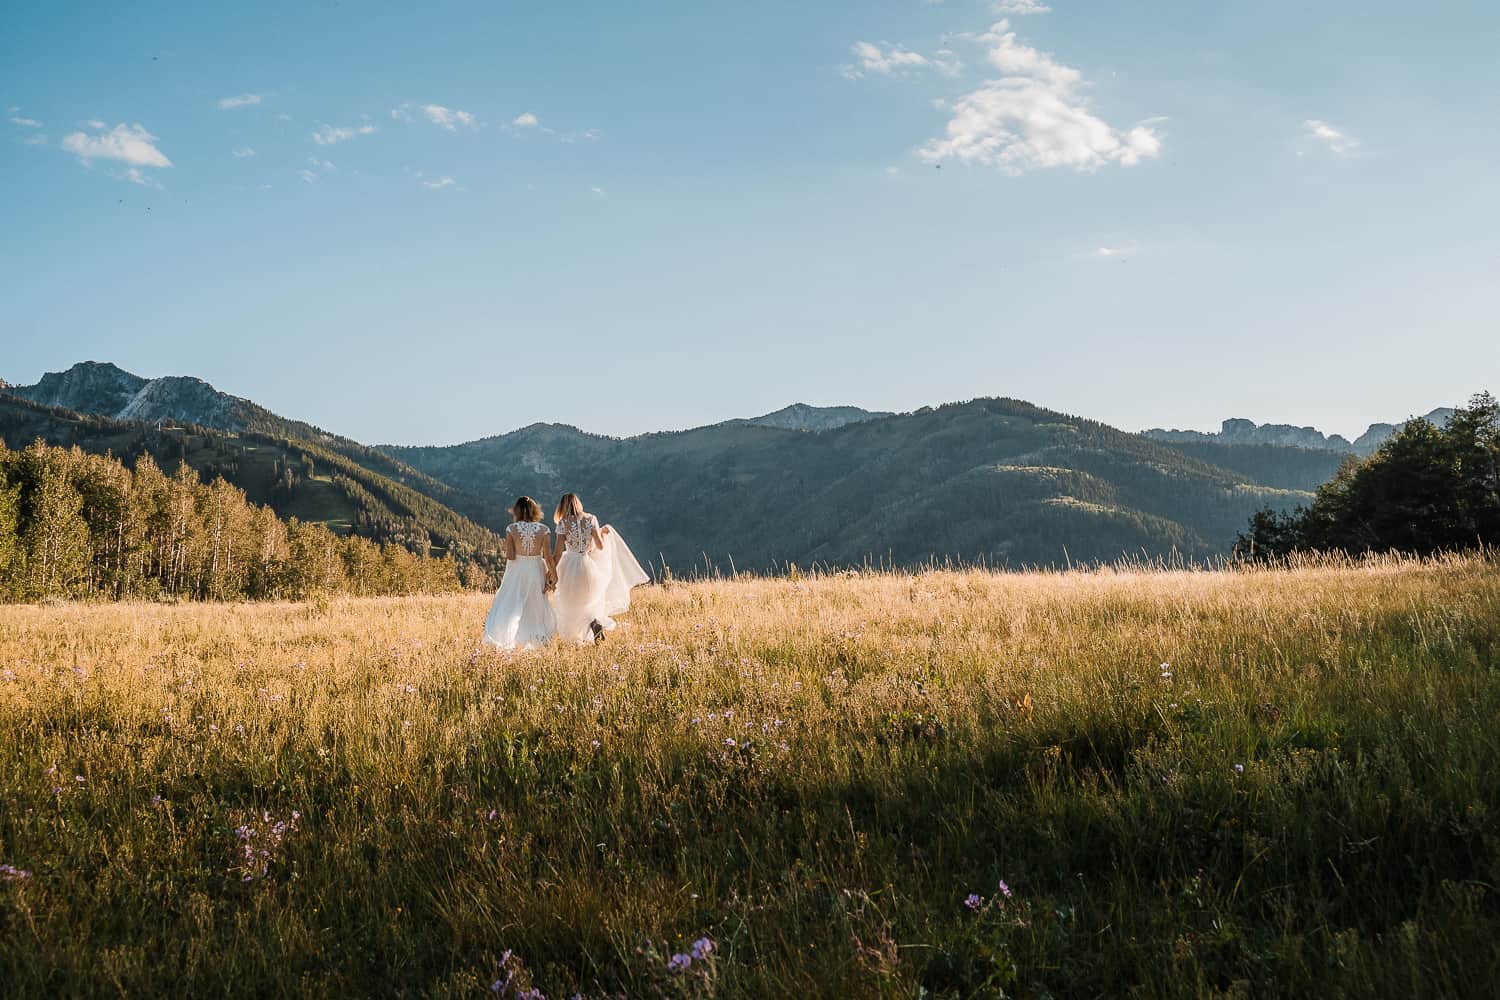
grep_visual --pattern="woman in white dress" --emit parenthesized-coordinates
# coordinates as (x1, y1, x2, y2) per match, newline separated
(550, 492, 650, 644)
(482, 496, 558, 650)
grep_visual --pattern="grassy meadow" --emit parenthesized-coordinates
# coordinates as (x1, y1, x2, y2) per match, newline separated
(1, 558, 1498, 997)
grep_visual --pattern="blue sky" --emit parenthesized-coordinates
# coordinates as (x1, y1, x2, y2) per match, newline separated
(3, 0, 1497, 444)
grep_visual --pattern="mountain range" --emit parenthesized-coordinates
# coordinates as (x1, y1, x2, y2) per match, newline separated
(0, 361, 1459, 574)
(1143, 410, 1454, 456)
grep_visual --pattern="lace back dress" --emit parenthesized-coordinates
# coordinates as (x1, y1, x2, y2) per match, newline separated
(552, 513, 651, 643)
(482, 521, 557, 649)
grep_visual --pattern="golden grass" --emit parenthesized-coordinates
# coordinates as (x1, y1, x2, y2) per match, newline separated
(1, 556, 1497, 996)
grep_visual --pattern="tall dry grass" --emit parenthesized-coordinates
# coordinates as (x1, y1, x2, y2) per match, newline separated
(1, 555, 1497, 996)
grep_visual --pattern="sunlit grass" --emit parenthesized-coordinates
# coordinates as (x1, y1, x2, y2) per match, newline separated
(1, 555, 1497, 996)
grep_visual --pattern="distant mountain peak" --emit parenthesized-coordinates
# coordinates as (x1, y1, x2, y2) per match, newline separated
(3, 361, 255, 432)
(1144, 408, 1455, 456)
(736, 403, 892, 433)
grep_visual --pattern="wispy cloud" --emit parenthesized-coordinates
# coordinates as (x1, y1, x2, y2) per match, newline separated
(422, 176, 455, 189)
(842, 41, 960, 80)
(232, 146, 256, 158)
(8, 107, 43, 128)
(392, 103, 479, 130)
(61, 122, 172, 168)
(1089, 241, 1141, 259)
(420, 104, 477, 130)
(590, 185, 605, 196)
(299, 157, 335, 183)
(312, 123, 376, 145)
(124, 167, 162, 188)
(23, 134, 48, 146)
(1304, 119, 1358, 155)
(217, 93, 262, 110)
(560, 127, 602, 143)
(512, 112, 540, 128)
(918, 20, 1161, 174)
(994, 0, 1051, 14)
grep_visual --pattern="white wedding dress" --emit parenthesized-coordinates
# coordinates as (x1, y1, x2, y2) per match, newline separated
(482, 521, 558, 649)
(552, 513, 650, 643)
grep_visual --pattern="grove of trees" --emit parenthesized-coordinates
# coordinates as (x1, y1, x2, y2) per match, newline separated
(1239, 393, 1499, 559)
(0, 440, 465, 602)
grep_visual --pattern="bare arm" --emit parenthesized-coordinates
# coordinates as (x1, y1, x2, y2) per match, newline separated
(503, 527, 516, 562)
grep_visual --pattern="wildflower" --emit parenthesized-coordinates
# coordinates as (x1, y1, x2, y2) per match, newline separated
(691, 937, 714, 960)
(52, 787, 63, 795)
(1234, 763, 1245, 773)
(0, 864, 31, 882)
(75, 775, 85, 783)
(1159, 663, 1173, 680)
(667, 953, 692, 973)
(964, 893, 983, 910)
(998, 879, 1013, 898)
(150, 794, 163, 805)
(723, 738, 737, 748)
(590, 739, 601, 750)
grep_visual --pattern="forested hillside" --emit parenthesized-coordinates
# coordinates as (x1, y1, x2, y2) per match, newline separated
(386, 398, 1315, 572)
(0, 440, 461, 601)
(0, 395, 505, 587)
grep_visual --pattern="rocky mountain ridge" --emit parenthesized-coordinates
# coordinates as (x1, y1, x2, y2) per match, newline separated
(1144, 409, 1455, 457)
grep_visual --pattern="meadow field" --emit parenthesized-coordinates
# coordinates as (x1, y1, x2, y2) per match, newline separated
(1, 558, 1497, 997)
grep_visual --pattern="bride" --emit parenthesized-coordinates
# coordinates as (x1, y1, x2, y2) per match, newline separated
(550, 492, 650, 643)
(482, 496, 558, 649)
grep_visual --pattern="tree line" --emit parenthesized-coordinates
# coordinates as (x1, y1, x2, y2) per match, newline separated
(0, 440, 464, 602)
(1239, 393, 1499, 559)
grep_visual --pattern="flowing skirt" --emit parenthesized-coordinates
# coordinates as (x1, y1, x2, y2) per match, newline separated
(482, 556, 557, 650)
(552, 525, 651, 643)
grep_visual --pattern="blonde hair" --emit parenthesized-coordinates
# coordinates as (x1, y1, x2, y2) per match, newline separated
(509, 496, 542, 522)
(554, 492, 584, 522)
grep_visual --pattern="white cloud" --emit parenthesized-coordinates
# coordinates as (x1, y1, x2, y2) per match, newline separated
(298, 169, 319, 184)
(312, 123, 376, 145)
(232, 146, 256, 158)
(590, 185, 605, 196)
(1090, 241, 1141, 259)
(61, 122, 172, 168)
(8, 107, 42, 128)
(560, 127, 602, 143)
(422, 176, 455, 189)
(512, 112, 540, 128)
(309, 157, 335, 172)
(420, 104, 477, 130)
(1304, 119, 1358, 155)
(919, 20, 1161, 174)
(218, 93, 262, 110)
(995, 0, 1051, 14)
(844, 41, 932, 79)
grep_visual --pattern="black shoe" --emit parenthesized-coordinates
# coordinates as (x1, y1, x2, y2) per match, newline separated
(590, 620, 606, 644)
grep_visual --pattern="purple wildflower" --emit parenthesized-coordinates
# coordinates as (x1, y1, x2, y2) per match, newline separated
(1234, 763, 1245, 773)
(963, 892, 983, 910)
(691, 937, 714, 960)
(998, 879, 1013, 898)
(667, 953, 692, 973)
(0, 864, 31, 882)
